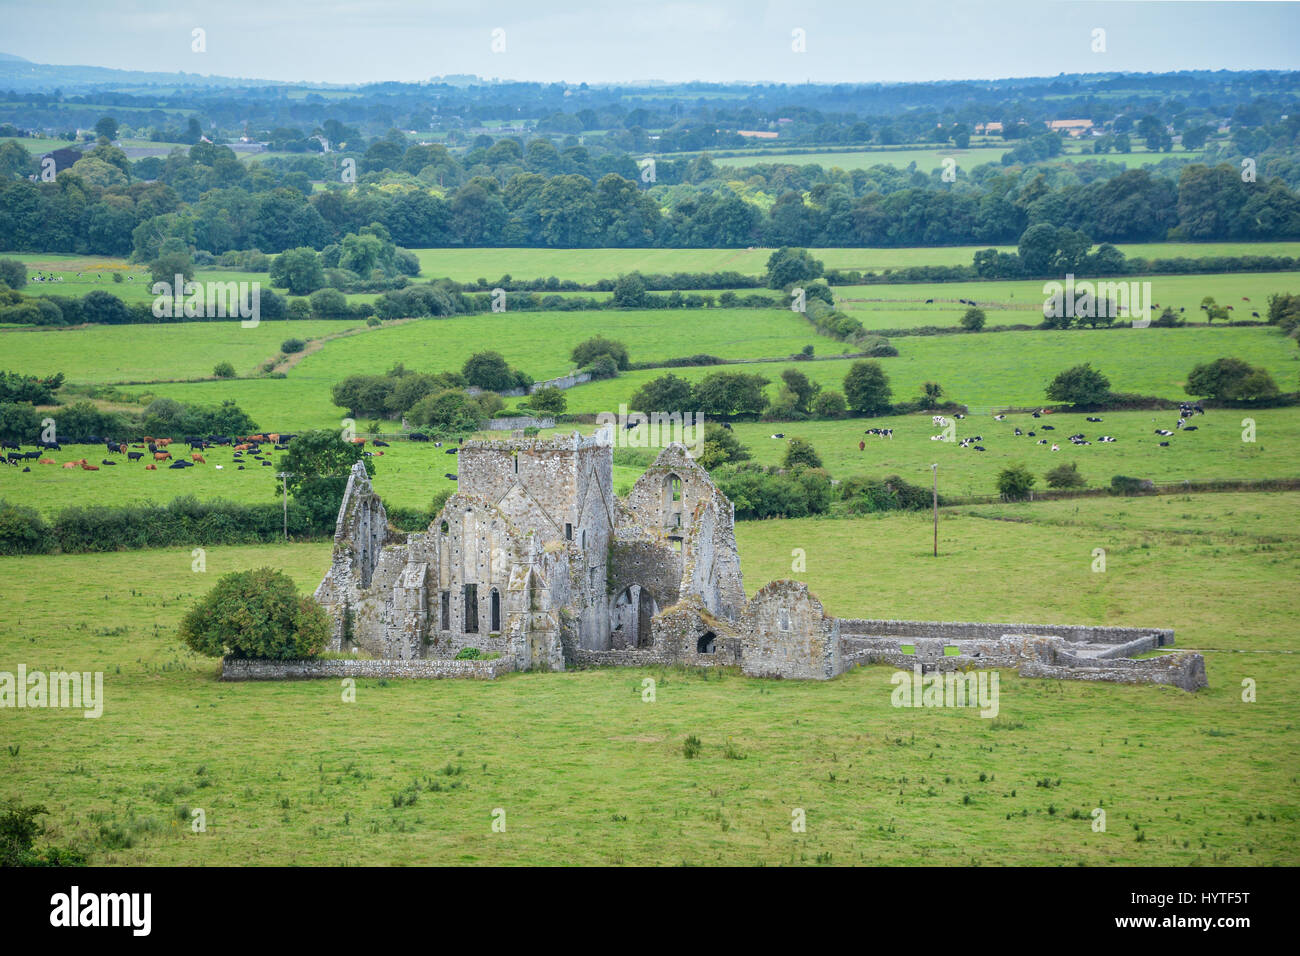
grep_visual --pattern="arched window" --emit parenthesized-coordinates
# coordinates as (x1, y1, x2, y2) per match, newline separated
(697, 632, 716, 654)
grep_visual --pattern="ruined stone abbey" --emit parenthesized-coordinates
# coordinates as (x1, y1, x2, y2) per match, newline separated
(298, 429, 1205, 691)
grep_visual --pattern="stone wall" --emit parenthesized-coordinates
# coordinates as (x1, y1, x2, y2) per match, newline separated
(741, 580, 841, 680)
(486, 416, 555, 431)
(221, 656, 515, 681)
(837, 618, 1174, 647)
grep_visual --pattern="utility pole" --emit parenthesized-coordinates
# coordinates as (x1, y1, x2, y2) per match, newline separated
(276, 472, 292, 541)
(931, 463, 938, 558)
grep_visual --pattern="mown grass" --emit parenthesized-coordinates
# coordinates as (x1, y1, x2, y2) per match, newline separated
(0, 318, 365, 383)
(1, 492, 1295, 865)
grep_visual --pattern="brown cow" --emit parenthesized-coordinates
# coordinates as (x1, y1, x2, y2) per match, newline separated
(192, 453, 206, 464)
(145, 464, 157, 470)
(39, 458, 54, 465)
(81, 463, 99, 471)
(156, 438, 172, 446)
(61, 461, 78, 469)
(154, 452, 171, 461)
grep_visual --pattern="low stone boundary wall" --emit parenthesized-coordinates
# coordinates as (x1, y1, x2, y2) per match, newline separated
(221, 656, 515, 681)
(836, 618, 1174, 647)
(486, 415, 555, 431)
(1020, 652, 1207, 692)
(572, 648, 672, 668)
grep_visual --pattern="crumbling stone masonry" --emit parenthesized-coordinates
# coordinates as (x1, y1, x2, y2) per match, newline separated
(297, 428, 1205, 692)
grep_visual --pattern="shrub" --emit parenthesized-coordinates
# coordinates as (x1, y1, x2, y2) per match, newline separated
(996, 463, 1037, 501)
(0, 500, 53, 555)
(782, 437, 823, 469)
(1045, 363, 1111, 406)
(454, 647, 482, 660)
(571, 335, 630, 370)
(812, 390, 847, 418)
(179, 568, 331, 659)
(213, 361, 236, 379)
(961, 307, 986, 331)
(1110, 474, 1146, 495)
(1185, 357, 1280, 402)
(682, 735, 703, 759)
(843, 360, 892, 415)
(1044, 461, 1086, 489)
(281, 338, 306, 354)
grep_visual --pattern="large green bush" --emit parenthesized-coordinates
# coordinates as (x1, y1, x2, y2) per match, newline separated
(179, 568, 331, 660)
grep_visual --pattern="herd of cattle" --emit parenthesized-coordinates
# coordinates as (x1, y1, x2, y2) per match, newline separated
(911, 404, 1207, 454)
(1, 433, 301, 473)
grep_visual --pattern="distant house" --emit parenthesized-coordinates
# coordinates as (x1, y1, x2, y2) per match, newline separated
(736, 130, 779, 139)
(1046, 119, 1094, 137)
(974, 121, 1003, 135)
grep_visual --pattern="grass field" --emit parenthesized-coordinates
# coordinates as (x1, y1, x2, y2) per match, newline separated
(412, 244, 1300, 284)
(835, 271, 1300, 330)
(709, 144, 1192, 173)
(5, 403, 1296, 517)
(553, 325, 1300, 414)
(0, 319, 365, 382)
(2, 491, 1295, 865)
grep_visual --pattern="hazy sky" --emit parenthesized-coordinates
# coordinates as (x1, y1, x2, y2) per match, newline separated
(2, 0, 1298, 86)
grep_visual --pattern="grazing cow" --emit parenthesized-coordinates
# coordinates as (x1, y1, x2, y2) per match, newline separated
(1014, 427, 1023, 436)
(1, 441, 18, 451)
(1252, 312, 1260, 318)
(154, 451, 172, 461)
(993, 414, 1006, 421)
(127, 451, 143, 462)
(192, 453, 206, 464)
(925, 298, 933, 304)
(721, 422, 733, 430)
(1041, 425, 1054, 431)
(409, 432, 430, 442)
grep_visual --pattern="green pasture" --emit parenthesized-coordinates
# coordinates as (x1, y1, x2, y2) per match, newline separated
(0, 491, 1295, 865)
(0, 319, 364, 383)
(554, 325, 1300, 414)
(836, 271, 1300, 331)
(725, 407, 1300, 496)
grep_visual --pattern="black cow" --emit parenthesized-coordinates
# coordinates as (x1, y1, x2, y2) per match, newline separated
(127, 451, 144, 461)
(444, 473, 458, 480)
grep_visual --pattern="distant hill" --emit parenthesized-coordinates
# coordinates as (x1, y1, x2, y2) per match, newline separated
(0, 53, 326, 92)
